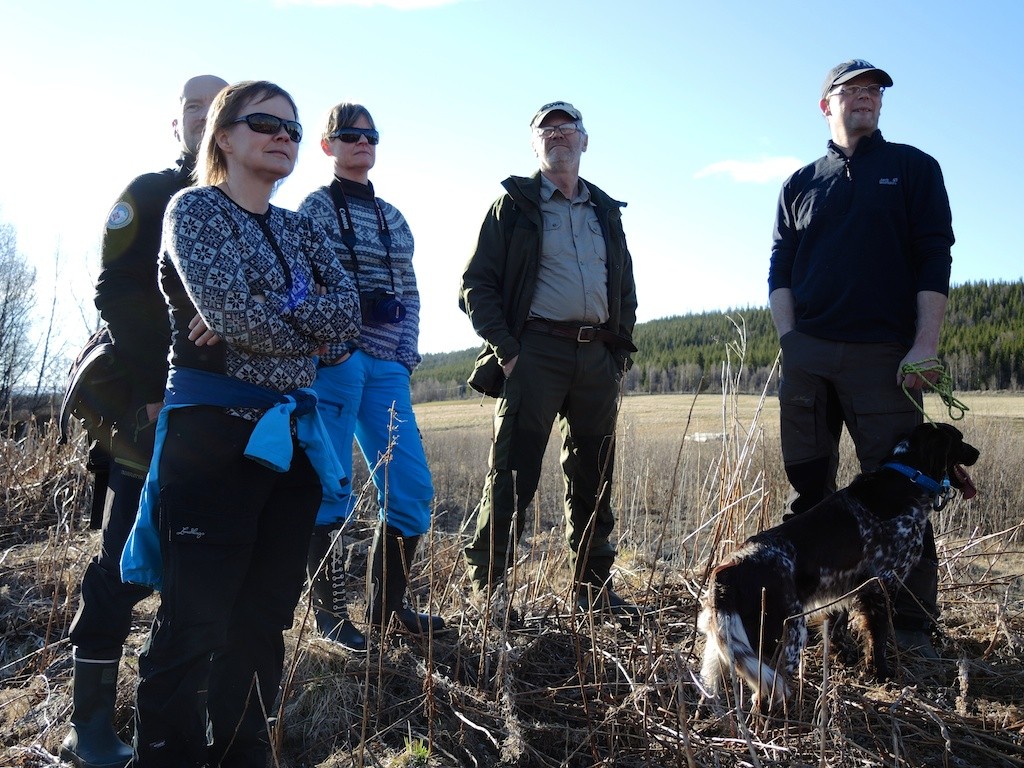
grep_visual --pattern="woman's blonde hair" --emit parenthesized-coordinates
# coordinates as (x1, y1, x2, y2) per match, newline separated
(197, 80, 299, 186)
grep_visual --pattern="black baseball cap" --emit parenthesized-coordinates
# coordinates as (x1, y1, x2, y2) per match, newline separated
(821, 59, 893, 100)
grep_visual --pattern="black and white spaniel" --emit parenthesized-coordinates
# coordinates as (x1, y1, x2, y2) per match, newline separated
(699, 423, 979, 704)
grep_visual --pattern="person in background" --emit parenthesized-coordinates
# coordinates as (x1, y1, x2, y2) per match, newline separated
(459, 101, 639, 617)
(298, 102, 443, 650)
(62, 73, 226, 768)
(769, 60, 955, 658)
(130, 80, 360, 767)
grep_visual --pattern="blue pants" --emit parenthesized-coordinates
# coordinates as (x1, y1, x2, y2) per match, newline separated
(312, 351, 433, 536)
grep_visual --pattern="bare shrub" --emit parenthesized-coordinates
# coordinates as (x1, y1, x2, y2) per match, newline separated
(2, 377, 1022, 766)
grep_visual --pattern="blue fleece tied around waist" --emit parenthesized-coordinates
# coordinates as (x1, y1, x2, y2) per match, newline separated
(120, 366, 347, 590)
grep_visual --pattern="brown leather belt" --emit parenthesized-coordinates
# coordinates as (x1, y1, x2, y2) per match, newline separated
(523, 319, 637, 352)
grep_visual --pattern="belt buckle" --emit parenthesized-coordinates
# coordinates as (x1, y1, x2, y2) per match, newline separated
(576, 325, 597, 343)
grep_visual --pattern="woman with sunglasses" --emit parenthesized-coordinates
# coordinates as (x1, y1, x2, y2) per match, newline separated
(129, 81, 360, 767)
(298, 103, 444, 651)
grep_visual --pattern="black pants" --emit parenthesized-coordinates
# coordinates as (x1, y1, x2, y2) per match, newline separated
(778, 332, 938, 628)
(134, 409, 321, 768)
(69, 456, 153, 659)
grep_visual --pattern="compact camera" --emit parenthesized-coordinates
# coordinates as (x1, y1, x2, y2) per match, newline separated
(360, 288, 406, 325)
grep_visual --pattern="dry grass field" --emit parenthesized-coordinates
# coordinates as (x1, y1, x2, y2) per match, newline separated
(1, 390, 1022, 766)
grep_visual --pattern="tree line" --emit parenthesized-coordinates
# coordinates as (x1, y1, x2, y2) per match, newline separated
(411, 279, 1024, 402)
(0, 209, 1019, 421)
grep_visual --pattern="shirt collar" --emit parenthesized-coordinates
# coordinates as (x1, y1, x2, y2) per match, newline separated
(539, 172, 591, 204)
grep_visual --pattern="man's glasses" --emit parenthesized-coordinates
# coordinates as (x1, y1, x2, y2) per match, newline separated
(231, 113, 302, 143)
(534, 122, 581, 140)
(329, 127, 380, 145)
(830, 84, 885, 99)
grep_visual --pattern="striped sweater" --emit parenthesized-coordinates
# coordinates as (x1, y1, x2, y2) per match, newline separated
(298, 179, 422, 371)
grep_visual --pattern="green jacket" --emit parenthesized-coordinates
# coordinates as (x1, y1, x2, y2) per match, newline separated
(459, 172, 638, 395)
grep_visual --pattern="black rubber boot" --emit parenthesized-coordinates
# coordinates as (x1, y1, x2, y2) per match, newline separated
(60, 657, 133, 768)
(577, 583, 640, 620)
(575, 558, 639, 621)
(307, 525, 367, 653)
(367, 524, 445, 634)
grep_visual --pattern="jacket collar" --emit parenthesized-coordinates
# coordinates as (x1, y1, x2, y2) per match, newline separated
(503, 171, 625, 215)
(827, 129, 885, 160)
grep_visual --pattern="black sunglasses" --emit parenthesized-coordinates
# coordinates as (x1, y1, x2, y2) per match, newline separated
(231, 113, 302, 143)
(329, 127, 380, 145)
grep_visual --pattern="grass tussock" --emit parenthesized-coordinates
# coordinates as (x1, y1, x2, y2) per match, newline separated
(2, 367, 1023, 766)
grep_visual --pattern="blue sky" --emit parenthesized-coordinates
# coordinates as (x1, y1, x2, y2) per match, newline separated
(2, 0, 1021, 357)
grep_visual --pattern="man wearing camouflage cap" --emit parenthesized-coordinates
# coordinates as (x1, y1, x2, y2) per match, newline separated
(460, 101, 638, 618)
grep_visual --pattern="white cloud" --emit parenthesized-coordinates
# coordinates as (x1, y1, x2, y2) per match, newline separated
(693, 157, 804, 184)
(275, 0, 467, 7)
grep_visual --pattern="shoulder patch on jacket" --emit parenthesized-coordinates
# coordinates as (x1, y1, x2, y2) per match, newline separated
(106, 201, 134, 230)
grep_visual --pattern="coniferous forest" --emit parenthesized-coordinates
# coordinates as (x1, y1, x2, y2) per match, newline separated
(411, 279, 1024, 402)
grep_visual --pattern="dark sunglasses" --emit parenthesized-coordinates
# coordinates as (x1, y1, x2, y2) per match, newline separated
(329, 127, 380, 145)
(231, 113, 302, 143)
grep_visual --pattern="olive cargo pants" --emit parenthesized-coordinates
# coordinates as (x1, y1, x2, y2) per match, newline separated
(464, 330, 622, 592)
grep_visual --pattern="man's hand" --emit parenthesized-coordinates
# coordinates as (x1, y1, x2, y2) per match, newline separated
(145, 401, 164, 422)
(898, 346, 941, 390)
(501, 355, 518, 378)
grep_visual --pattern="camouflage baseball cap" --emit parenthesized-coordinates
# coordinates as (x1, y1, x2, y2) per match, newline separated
(530, 100, 582, 128)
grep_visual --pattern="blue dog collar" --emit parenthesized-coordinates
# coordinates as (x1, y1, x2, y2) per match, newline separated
(882, 462, 949, 496)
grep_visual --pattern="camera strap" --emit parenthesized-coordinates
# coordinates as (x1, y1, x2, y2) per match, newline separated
(328, 178, 397, 295)
(252, 209, 293, 294)
(253, 209, 333, 311)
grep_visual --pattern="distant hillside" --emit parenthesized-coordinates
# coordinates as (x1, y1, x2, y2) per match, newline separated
(412, 279, 1024, 402)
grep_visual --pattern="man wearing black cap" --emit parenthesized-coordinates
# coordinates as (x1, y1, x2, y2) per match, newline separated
(62, 74, 226, 768)
(768, 60, 955, 657)
(460, 101, 638, 618)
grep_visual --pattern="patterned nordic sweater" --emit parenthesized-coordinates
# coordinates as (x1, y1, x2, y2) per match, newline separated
(298, 179, 422, 371)
(160, 186, 361, 410)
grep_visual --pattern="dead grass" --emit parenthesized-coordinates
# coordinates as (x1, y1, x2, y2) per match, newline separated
(1, 387, 1023, 767)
